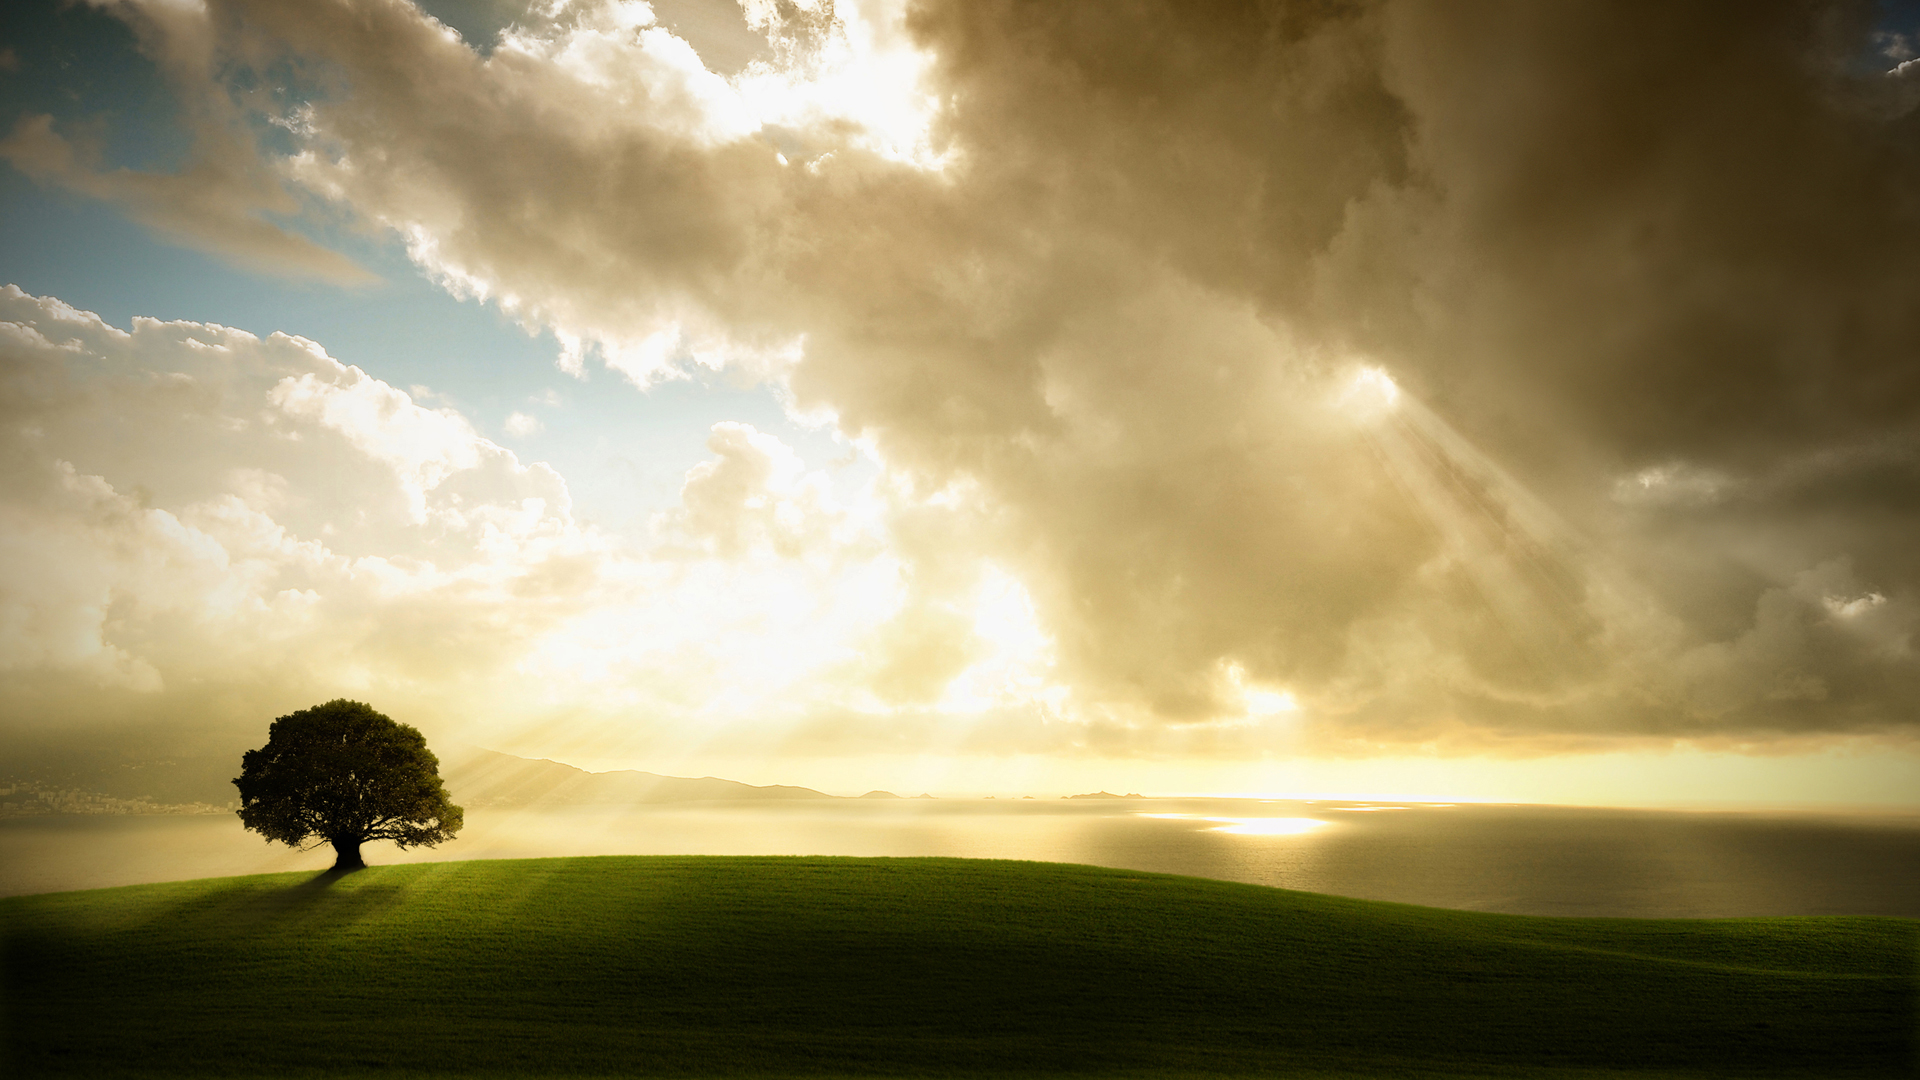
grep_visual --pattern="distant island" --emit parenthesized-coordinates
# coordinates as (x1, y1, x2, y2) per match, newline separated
(1067, 791, 1146, 799)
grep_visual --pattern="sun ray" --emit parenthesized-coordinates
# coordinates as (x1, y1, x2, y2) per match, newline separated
(1347, 368, 1617, 699)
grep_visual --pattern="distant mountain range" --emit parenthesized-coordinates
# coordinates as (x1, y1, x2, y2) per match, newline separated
(441, 748, 842, 807)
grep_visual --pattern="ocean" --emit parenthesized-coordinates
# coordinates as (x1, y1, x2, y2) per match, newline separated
(5, 798, 1917, 917)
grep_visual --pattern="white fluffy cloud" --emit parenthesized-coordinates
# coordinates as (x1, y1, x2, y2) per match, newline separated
(0, 286, 585, 699)
(0, 286, 953, 760)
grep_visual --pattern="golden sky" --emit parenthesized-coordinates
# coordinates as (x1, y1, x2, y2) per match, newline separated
(2, 0, 1918, 804)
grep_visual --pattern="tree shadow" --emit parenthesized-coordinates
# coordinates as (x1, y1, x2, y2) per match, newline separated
(297, 864, 365, 890)
(205, 863, 404, 928)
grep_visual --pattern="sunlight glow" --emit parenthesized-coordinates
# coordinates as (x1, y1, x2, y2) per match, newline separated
(1824, 592, 1888, 619)
(1339, 366, 1401, 420)
(1222, 663, 1299, 719)
(733, 0, 948, 169)
(938, 565, 1063, 714)
(1244, 687, 1299, 716)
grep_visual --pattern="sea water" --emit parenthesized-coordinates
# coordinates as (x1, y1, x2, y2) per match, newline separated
(4, 799, 1917, 917)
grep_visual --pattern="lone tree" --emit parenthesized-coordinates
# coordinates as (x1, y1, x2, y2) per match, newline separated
(234, 699, 463, 871)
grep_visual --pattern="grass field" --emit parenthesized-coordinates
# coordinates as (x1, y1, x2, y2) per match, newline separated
(2, 856, 1914, 1078)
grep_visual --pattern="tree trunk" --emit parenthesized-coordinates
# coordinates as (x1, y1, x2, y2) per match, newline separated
(329, 836, 366, 871)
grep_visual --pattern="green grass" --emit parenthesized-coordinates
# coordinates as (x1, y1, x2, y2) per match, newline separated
(2, 856, 1914, 1078)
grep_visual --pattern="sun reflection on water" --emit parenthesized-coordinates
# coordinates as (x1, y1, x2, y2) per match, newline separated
(1138, 813, 1330, 836)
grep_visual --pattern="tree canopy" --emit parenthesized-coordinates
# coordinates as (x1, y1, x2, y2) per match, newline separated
(234, 699, 463, 870)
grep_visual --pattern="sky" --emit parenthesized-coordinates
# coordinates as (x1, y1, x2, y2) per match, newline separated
(2, 0, 1919, 805)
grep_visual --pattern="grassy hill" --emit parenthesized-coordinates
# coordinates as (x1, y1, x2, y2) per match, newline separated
(3, 856, 1913, 1078)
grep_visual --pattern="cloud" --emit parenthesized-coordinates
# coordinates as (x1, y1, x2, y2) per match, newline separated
(0, 114, 375, 284)
(0, 286, 962, 766)
(656, 420, 875, 562)
(0, 0, 373, 284)
(27, 0, 1920, 754)
(0, 285, 586, 709)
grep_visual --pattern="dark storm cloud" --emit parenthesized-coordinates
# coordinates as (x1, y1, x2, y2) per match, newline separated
(889, 0, 1920, 742)
(913, 0, 1920, 470)
(796, 0, 1920, 743)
